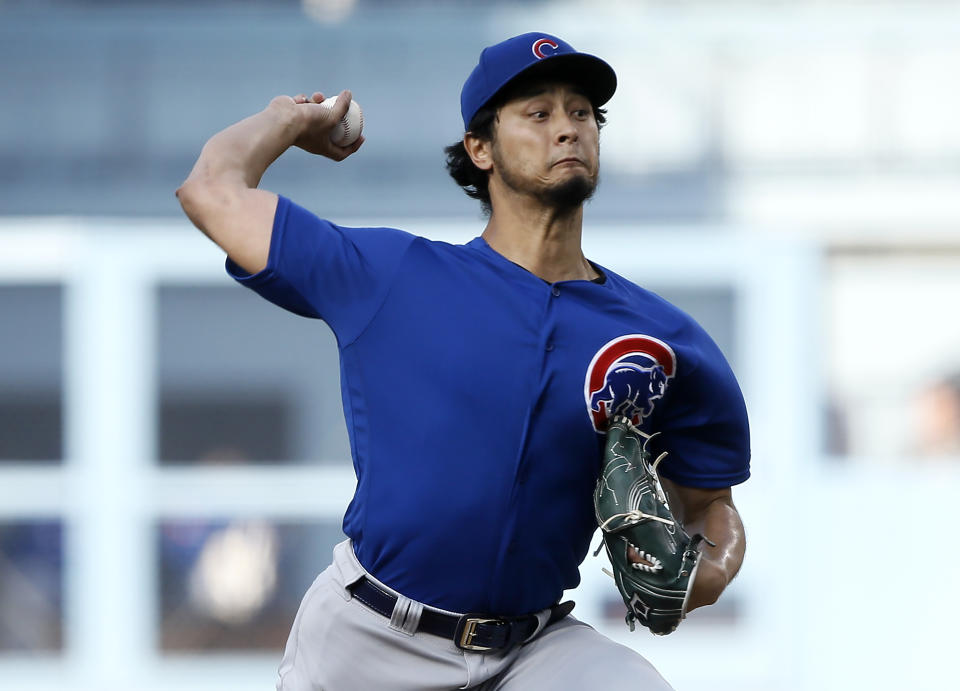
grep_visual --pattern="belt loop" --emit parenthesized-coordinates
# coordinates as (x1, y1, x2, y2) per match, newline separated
(334, 540, 366, 597)
(389, 594, 422, 636)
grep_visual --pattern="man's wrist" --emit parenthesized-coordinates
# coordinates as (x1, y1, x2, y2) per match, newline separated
(264, 97, 304, 145)
(688, 557, 726, 611)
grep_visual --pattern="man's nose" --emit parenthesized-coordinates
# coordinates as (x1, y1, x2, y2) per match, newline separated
(555, 113, 579, 144)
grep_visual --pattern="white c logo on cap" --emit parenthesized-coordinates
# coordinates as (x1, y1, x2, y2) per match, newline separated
(532, 38, 559, 59)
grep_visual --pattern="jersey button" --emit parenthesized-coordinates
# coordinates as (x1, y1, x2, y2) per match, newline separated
(551, 285, 560, 297)
(545, 343, 554, 352)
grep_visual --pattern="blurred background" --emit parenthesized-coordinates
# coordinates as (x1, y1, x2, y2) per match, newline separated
(1, 1, 959, 689)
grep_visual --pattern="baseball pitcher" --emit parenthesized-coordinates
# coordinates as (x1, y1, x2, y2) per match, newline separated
(177, 32, 750, 691)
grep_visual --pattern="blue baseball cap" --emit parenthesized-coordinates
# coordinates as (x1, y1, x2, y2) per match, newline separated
(460, 32, 617, 131)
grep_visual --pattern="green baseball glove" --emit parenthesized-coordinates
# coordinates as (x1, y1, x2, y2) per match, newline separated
(593, 415, 711, 635)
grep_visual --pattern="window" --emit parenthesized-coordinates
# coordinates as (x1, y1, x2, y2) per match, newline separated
(825, 248, 960, 460)
(0, 521, 63, 651)
(155, 285, 350, 465)
(0, 286, 63, 463)
(157, 520, 343, 652)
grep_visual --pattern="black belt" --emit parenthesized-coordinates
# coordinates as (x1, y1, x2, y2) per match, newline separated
(349, 576, 574, 652)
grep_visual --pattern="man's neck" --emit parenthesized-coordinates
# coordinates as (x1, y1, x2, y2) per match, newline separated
(481, 197, 599, 284)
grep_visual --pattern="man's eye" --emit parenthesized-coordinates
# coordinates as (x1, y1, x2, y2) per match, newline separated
(573, 109, 590, 118)
(531, 111, 548, 119)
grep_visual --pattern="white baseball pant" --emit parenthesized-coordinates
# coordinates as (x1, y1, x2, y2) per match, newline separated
(276, 540, 673, 690)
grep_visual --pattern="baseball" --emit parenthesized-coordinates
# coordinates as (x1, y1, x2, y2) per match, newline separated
(320, 95, 363, 147)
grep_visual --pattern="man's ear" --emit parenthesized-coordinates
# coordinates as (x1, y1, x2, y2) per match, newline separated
(464, 133, 493, 172)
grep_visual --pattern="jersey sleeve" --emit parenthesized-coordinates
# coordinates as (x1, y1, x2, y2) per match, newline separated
(225, 195, 416, 344)
(652, 338, 751, 489)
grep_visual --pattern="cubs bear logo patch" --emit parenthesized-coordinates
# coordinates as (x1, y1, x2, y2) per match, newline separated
(584, 334, 677, 433)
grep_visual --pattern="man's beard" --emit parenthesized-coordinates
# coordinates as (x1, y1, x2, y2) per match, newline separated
(539, 173, 598, 209)
(493, 147, 599, 211)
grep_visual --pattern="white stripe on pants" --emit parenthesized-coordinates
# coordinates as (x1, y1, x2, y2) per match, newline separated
(276, 540, 673, 691)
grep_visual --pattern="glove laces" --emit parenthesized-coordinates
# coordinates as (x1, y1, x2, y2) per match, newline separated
(598, 510, 673, 532)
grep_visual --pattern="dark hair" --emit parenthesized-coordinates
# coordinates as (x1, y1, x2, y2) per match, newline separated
(444, 87, 607, 216)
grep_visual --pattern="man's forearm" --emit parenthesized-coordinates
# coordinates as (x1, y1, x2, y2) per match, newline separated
(184, 100, 301, 192)
(685, 496, 745, 611)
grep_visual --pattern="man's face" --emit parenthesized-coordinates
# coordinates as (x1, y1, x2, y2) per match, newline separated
(488, 82, 600, 210)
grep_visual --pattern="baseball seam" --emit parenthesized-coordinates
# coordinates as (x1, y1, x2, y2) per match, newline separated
(342, 107, 363, 145)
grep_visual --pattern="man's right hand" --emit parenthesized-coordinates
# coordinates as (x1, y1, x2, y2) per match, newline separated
(177, 88, 366, 275)
(271, 90, 365, 161)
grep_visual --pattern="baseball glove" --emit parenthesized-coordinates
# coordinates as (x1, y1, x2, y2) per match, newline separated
(593, 415, 712, 635)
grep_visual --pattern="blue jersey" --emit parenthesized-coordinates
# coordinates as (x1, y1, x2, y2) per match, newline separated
(228, 196, 750, 616)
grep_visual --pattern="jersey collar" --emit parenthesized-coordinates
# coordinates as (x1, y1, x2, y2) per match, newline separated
(466, 236, 608, 286)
